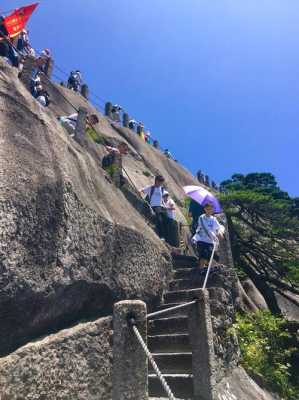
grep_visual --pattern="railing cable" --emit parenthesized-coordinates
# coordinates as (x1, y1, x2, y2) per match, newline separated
(129, 319, 176, 400)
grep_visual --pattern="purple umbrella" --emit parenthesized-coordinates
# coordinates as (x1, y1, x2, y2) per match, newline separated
(183, 185, 222, 213)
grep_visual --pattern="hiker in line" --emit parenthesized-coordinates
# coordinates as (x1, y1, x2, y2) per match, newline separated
(102, 142, 129, 186)
(36, 48, 51, 73)
(67, 70, 82, 92)
(140, 175, 168, 241)
(128, 119, 137, 130)
(164, 149, 172, 159)
(137, 122, 145, 140)
(17, 29, 34, 56)
(145, 130, 151, 144)
(111, 104, 122, 122)
(188, 198, 204, 235)
(192, 203, 225, 270)
(0, 18, 19, 67)
(153, 140, 159, 149)
(58, 113, 99, 137)
(163, 191, 176, 220)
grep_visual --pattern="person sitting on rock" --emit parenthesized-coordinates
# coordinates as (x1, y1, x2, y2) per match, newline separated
(101, 142, 129, 187)
(140, 175, 169, 241)
(67, 70, 82, 92)
(192, 203, 225, 270)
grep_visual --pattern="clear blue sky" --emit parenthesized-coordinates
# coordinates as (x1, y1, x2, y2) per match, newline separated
(2, 0, 298, 196)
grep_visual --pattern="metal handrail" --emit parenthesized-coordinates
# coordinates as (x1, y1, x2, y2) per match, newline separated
(147, 241, 217, 320)
(147, 299, 197, 320)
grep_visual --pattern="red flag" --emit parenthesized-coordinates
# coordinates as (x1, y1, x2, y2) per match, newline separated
(3, 3, 39, 38)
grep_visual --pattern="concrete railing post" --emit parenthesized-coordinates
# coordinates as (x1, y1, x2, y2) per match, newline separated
(75, 107, 88, 142)
(81, 84, 89, 99)
(123, 112, 129, 128)
(188, 289, 216, 400)
(112, 300, 148, 400)
(105, 102, 113, 118)
(19, 55, 36, 90)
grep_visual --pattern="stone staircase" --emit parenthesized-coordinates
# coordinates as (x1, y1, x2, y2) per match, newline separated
(148, 255, 203, 400)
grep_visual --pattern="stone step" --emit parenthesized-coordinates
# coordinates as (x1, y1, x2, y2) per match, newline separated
(148, 316, 188, 335)
(169, 279, 197, 291)
(155, 302, 190, 317)
(149, 353, 192, 374)
(163, 289, 199, 304)
(148, 333, 191, 353)
(172, 254, 198, 269)
(148, 374, 194, 398)
(174, 268, 193, 280)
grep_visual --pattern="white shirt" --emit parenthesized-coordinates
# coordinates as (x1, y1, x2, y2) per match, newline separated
(164, 198, 175, 219)
(60, 113, 78, 130)
(193, 214, 225, 244)
(142, 186, 164, 207)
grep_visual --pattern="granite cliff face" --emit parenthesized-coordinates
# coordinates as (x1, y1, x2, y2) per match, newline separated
(0, 59, 279, 399)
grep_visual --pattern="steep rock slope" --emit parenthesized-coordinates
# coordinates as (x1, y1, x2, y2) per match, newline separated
(0, 60, 187, 355)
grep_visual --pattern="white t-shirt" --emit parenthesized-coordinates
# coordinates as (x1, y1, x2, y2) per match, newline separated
(142, 186, 164, 207)
(164, 198, 175, 219)
(193, 214, 225, 244)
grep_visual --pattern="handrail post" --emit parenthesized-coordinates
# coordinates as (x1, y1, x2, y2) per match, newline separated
(188, 289, 217, 400)
(112, 300, 148, 400)
(75, 107, 88, 142)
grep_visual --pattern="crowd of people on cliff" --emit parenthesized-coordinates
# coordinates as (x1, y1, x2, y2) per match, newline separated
(1, 10, 224, 274)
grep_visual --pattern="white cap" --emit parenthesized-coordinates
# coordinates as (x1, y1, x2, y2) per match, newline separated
(163, 190, 169, 196)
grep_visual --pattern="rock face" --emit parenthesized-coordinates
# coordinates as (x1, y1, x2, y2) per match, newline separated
(216, 367, 278, 400)
(0, 59, 283, 400)
(0, 317, 113, 400)
(0, 59, 173, 356)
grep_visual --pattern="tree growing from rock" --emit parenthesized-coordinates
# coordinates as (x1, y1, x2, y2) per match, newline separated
(220, 173, 299, 314)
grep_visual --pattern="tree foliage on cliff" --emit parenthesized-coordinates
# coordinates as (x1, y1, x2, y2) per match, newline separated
(220, 173, 299, 314)
(233, 311, 299, 400)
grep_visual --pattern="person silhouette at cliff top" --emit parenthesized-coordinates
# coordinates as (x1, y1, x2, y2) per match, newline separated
(192, 203, 225, 271)
(140, 175, 169, 241)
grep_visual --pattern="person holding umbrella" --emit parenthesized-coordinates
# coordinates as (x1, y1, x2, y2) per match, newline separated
(192, 203, 225, 270)
(183, 185, 225, 271)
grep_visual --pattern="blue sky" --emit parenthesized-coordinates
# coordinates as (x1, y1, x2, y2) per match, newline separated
(2, 0, 298, 196)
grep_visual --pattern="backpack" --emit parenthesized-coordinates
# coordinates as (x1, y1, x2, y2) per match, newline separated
(102, 152, 115, 169)
(145, 186, 165, 204)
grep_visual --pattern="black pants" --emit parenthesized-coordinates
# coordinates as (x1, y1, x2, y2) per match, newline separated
(152, 206, 168, 239)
